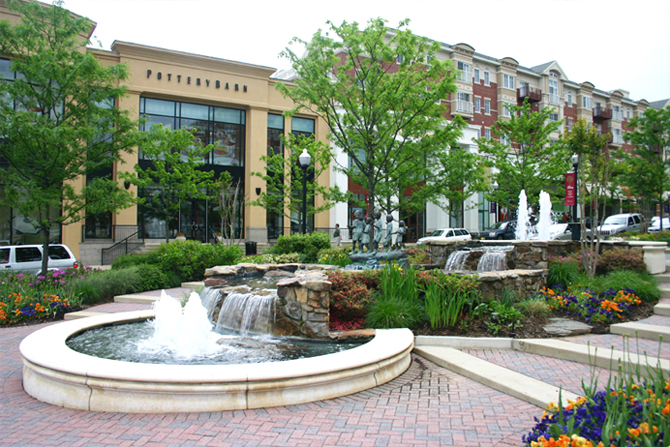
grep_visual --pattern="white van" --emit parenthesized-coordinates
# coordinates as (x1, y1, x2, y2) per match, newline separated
(0, 244, 79, 275)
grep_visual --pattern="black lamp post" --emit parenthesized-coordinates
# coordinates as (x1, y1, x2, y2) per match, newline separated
(571, 154, 579, 221)
(492, 181, 499, 223)
(299, 148, 311, 234)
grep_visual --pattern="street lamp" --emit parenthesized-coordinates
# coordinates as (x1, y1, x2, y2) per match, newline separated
(492, 181, 499, 223)
(299, 148, 311, 234)
(571, 154, 579, 222)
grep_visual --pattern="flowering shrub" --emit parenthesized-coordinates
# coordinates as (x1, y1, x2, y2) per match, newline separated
(326, 270, 380, 329)
(317, 247, 351, 267)
(539, 287, 641, 324)
(405, 246, 430, 265)
(596, 248, 646, 275)
(524, 375, 670, 446)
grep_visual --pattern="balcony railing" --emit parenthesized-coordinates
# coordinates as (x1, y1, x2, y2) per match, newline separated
(518, 85, 542, 102)
(593, 105, 612, 120)
(456, 100, 473, 114)
(549, 94, 560, 105)
(457, 71, 472, 83)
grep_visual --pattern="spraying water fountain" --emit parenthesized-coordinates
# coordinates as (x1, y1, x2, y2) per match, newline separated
(20, 266, 414, 413)
(536, 190, 553, 241)
(515, 189, 533, 241)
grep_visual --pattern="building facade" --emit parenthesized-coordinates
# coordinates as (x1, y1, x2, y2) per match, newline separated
(1, 2, 658, 264)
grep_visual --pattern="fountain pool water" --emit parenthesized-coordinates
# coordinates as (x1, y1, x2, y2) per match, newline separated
(20, 284, 413, 412)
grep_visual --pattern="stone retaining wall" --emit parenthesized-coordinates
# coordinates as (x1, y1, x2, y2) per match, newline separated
(204, 263, 335, 339)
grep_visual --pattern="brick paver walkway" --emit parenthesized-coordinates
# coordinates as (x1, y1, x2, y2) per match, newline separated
(2, 320, 541, 446)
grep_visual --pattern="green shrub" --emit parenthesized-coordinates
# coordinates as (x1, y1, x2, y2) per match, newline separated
(547, 256, 580, 288)
(366, 293, 424, 329)
(515, 297, 551, 318)
(266, 232, 331, 263)
(317, 247, 351, 267)
(416, 270, 481, 329)
(153, 241, 242, 282)
(405, 246, 430, 265)
(596, 247, 647, 275)
(326, 270, 378, 320)
(111, 252, 159, 270)
(67, 268, 143, 305)
(133, 264, 181, 292)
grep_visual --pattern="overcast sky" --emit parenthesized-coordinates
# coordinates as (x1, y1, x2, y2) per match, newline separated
(62, 0, 670, 102)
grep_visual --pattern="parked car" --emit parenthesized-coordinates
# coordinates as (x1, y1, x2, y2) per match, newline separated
(597, 213, 647, 238)
(649, 217, 670, 232)
(416, 228, 471, 245)
(532, 223, 593, 240)
(478, 220, 517, 240)
(0, 244, 79, 275)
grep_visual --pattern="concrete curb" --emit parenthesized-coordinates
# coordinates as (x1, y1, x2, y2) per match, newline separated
(610, 321, 668, 342)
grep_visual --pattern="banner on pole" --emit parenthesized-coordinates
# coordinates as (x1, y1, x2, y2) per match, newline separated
(565, 173, 576, 206)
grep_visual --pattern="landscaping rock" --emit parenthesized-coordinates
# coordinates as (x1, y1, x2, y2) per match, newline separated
(543, 318, 592, 337)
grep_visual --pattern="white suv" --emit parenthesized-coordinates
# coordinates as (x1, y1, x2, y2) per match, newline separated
(0, 244, 79, 275)
(597, 213, 647, 238)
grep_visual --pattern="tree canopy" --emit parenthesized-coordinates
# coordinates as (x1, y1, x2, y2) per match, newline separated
(277, 18, 464, 237)
(476, 100, 569, 209)
(0, 0, 140, 272)
(620, 106, 670, 224)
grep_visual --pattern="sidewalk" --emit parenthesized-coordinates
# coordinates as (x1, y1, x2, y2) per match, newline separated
(1, 285, 668, 446)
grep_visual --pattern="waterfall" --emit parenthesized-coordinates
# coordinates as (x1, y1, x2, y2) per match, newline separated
(444, 250, 470, 272)
(477, 251, 507, 272)
(214, 291, 277, 335)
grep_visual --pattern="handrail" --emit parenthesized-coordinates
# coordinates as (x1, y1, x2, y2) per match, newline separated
(100, 231, 142, 265)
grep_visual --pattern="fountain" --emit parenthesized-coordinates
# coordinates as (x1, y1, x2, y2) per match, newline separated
(515, 189, 532, 241)
(20, 268, 414, 413)
(444, 245, 513, 273)
(536, 190, 553, 241)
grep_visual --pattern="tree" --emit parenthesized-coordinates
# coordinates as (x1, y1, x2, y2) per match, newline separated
(215, 171, 243, 245)
(129, 124, 215, 241)
(564, 119, 613, 278)
(277, 18, 463, 247)
(431, 146, 489, 224)
(0, 0, 140, 274)
(249, 133, 344, 233)
(620, 106, 670, 229)
(476, 100, 569, 210)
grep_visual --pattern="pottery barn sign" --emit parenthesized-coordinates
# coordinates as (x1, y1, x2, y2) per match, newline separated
(146, 69, 247, 92)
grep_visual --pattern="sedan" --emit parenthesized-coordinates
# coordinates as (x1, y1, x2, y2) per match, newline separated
(649, 217, 670, 232)
(416, 228, 471, 245)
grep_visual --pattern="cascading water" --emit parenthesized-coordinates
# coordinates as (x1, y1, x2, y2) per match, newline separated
(476, 247, 512, 272)
(537, 190, 553, 240)
(214, 291, 277, 335)
(444, 250, 470, 272)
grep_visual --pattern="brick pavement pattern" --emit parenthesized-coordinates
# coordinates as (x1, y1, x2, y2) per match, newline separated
(2, 323, 541, 447)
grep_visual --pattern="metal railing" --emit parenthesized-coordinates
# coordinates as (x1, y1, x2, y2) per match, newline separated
(456, 100, 473, 114)
(549, 94, 561, 105)
(81, 224, 140, 243)
(100, 231, 143, 265)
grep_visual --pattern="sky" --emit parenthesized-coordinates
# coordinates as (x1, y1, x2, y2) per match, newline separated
(61, 0, 670, 102)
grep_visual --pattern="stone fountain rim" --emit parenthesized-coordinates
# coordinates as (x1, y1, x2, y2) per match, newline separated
(20, 310, 413, 412)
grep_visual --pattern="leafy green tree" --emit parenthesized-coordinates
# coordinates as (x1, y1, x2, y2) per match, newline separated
(0, 0, 140, 273)
(128, 124, 215, 241)
(476, 100, 569, 210)
(431, 145, 489, 223)
(249, 133, 344, 231)
(277, 18, 463, 246)
(564, 118, 613, 278)
(620, 106, 670, 227)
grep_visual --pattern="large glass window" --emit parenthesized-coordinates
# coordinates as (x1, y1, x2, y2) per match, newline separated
(140, 97, 245, 167)
(549, 73, 559, 105)
(266, 114, 284, 239)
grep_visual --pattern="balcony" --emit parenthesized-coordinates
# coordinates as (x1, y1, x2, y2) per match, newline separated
(518, 85, 542, 103)
(593, 105, 612, 120)
(456, 100, 473, 115)
(549, 94, 561, 105)
(457, 71, 472, 83)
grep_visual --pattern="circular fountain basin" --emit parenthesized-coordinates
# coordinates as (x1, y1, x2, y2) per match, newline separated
(20, 310, 413, 413)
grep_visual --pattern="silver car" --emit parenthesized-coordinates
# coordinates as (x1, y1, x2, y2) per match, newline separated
(416, 228, 471, 245)
(597, 213, 647, 238)
(0, 244, 79, 275)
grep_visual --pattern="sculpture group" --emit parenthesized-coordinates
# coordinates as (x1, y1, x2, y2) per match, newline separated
(350, 210, 405, 255)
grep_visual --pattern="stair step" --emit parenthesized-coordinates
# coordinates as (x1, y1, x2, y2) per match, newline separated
(610, 321, 669, 342)
(660, 288, 670, 299)
(655, 302, 670, 316)
(654, 273, 670, 283)
(64, 311, 105, 320)
(513, 339, 669, 378)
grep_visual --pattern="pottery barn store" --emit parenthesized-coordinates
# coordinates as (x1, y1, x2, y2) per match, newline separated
(1, 39, 330, 265)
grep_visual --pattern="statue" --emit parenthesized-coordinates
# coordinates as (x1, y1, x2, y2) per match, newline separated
(394, 220, 406, 251)
(360, 217, 372, 253)
(350, 210, 365, 254)
(373, 210, 383, 252)
(384, 214, 394, 252)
